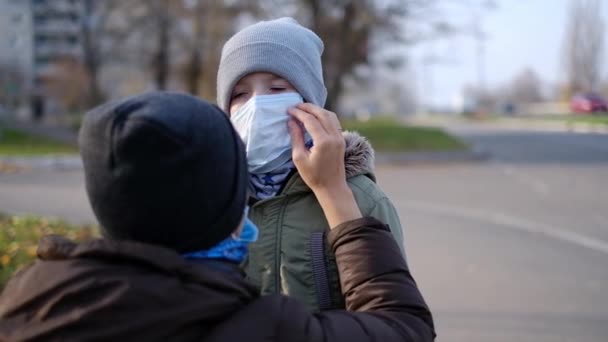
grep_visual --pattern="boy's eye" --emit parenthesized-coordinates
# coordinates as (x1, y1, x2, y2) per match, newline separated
(270, 87, 286, 92)
(232, 92, 246, 99)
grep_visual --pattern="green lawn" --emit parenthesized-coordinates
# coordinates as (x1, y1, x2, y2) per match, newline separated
(563, 115, 608, 125)
(0, 213, 98, 288)
(0, 126, 77, 156)
(342, 117, 467, 152)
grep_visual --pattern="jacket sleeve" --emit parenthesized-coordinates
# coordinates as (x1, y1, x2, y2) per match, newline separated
(276, 217, 435, 342)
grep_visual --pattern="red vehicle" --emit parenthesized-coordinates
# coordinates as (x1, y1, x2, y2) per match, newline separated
(570, 93, 608, 114)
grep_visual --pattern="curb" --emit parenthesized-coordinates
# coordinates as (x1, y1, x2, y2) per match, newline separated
(1, 148, 491, 172)
(375, 147, 489, 165)
(404, 118, 608, 135)
(0, 156, 82, 172)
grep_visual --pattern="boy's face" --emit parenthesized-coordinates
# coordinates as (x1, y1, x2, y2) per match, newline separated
(229, 72, 297, 115)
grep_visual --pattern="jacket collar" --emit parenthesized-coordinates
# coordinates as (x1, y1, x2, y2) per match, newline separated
(36, 235, 254, 291)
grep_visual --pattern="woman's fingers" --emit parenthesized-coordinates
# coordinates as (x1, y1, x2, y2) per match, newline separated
(296, 103, 342, 135)
(287, 106, 328, 138)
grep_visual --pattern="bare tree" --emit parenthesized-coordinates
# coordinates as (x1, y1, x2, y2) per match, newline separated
(80, 0, 114, 107)
(148, 0, 172, 90)
(175, 0, 260, 98)
(179, 0, 206, 95)
(44, 57, 91, 113)
(301, 0, 413, 111)
(258, 0, 449, 112)
(82, 0, 449, 111)
(80, 0, 150, 106)
(562, 0, 605, 95)
(506, 68, 544, 104)
(81, 0, 103, 107)
(104, 0, 178, 91)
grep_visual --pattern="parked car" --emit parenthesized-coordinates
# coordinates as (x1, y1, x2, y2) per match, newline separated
(570, 93, 608, 114)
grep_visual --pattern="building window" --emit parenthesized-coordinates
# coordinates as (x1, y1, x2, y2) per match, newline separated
(34, 15, 49, 23)
(11, 13, 23, 24)
(35, 35, 49, 44)
(36, 55, 50, 62)
(9, 35, 19, 48)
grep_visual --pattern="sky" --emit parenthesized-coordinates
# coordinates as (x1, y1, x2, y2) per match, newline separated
(408, 0, 608, 108)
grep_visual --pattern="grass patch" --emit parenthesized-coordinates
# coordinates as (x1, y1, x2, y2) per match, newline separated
(0, 126, 77, 156)
(0, 213, 98, 289)
(563, 115, 608, 125)
(342, 117, 467, 152)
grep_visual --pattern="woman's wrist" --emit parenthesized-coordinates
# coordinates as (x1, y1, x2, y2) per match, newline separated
(313, 182, 363, 229)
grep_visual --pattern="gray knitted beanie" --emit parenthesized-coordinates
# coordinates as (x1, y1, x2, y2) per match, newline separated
(217, 17, 327, 112)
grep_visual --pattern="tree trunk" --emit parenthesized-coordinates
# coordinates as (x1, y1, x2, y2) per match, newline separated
(186, 48, 201, 94)
(81, 0, 104, 107)
(186, 1, 205, 95)
(153, 0, 170, 90)
(324, 2, 357, 112)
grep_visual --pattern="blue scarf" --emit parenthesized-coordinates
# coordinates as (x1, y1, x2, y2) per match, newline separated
(182, 218, 259, 263)
(250, 162, 294, 200)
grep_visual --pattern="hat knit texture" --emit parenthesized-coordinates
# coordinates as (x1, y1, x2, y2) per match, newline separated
(217, 17, 327, 112)
(78, 92, 248, 253)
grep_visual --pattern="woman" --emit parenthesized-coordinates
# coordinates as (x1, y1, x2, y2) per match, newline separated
(217, 17, 407, 310)
(0, 92, 434, 341)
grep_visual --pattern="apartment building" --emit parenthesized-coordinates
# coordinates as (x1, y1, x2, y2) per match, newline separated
(0, 0, 83, 119)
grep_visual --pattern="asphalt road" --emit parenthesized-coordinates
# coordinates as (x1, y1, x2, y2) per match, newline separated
(1, 126, 607, 341)
(378, 126, 608, 342)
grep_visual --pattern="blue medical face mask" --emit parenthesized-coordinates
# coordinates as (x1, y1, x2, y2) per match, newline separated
(231, 93, 307, 174)
(182, 214, 259, 264)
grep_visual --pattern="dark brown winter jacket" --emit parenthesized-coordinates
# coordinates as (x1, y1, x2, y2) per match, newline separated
(0, 217, 435, 341)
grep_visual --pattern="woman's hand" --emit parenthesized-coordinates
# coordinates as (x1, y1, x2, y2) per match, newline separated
(287, 103, 362, 228)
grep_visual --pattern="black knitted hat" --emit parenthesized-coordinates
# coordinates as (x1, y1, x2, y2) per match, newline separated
(78, 92, 248, 253)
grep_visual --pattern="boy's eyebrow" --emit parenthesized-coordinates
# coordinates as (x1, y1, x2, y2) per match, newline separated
(270, 76, 289, 82)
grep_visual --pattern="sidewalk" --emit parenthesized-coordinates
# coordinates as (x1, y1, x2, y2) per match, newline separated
(0, 156, 82, 172)
(405, 115, 608, 134)
(1, 150, 488, 173)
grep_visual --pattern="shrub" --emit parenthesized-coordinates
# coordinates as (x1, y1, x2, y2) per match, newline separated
(0, 213, 98, 289)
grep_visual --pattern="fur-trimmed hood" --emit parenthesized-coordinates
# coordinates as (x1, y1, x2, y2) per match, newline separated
(343, 131, 375, 179)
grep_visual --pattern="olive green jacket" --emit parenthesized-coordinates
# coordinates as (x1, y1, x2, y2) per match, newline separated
(246, 131, 406, 311)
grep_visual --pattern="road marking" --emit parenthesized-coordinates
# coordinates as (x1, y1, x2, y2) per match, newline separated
(399, 200, 608, 256)
(495, 164, 550, 196)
